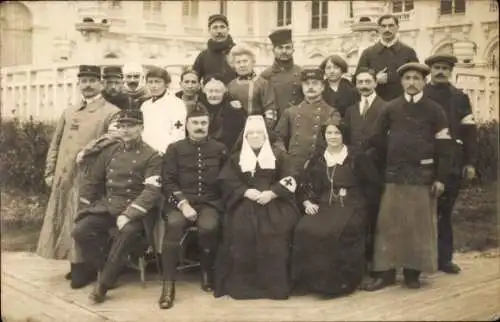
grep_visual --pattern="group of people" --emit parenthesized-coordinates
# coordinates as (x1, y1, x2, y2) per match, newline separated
(37, 13, 478, 310)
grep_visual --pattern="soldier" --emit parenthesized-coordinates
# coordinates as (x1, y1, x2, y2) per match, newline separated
(140, 66, 187, 155)
(260, 28, 303, 121)
(193, 14, 237, 85)
(344, 67, 388, 276)
(37, 65, 119, 289)
(227, 44, 277, 128)
(355, 14, 419, 102)
(101, 66, 130, 110)
(424, 54, 477, 274)
(72, 109, 162, 304)
(364, 63, 453, 291)
(159, 105, 227, 309)
(122, 62, 150, 109)
(274, 68, 341, 176)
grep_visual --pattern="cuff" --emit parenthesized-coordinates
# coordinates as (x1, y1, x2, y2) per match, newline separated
(79, 197, 91, 205)
(123, 203, 148, 219)
(167, 191, 187, 208)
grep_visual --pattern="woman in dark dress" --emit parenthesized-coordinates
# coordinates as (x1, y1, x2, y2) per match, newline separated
(292, 121, 368, 297)
(319, 55, 360, 117)
(214, 115, 300, 300)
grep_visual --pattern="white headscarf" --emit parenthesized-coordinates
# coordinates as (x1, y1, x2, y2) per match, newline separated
(239, 115, 276, 174)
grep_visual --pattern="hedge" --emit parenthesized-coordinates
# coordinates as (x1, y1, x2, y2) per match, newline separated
(0, 117, 498, 193)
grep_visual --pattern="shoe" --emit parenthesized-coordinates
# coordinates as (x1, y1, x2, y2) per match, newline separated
(65, 271, 72, 280)
(363, 271, 396, 292)
(158, 281, 175, 309)
(405, 278, 421, 289)
(70, 263, 97, 289)
(439, 262, 461, 274)
(201, 269, 213, 292)
(403, 268, 421, 289)
(89, 283, 108, 304)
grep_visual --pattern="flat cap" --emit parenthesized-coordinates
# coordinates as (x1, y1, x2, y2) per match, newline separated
(397, 62, 431, 77)
(300, 68, 324, 81)
(424, 54, 458, 67)
(102, 66, 123, 79)
(77, 65, 101, 78)
(114, 109, 143, 125)
(269, 28, 292, 46)
(208, 14, 228, 28)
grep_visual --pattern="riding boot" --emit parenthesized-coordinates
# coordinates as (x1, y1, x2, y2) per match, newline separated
(158, 280, 176, 309)
(200, 248, 215, 292)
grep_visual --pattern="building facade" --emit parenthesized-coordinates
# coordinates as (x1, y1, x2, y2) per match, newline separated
(0, 0, 498, 121)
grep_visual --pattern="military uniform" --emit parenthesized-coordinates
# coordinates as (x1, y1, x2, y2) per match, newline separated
(260, 28, 303, 120)
(424, 54, 477, 272)
(275, 69, 341, 176)
(73, 110, 162, 294)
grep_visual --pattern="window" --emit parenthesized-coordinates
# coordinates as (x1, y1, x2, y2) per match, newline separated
(348, 0, 354, 18)
(108, 0, 121, 9)
(143, 1, 162, 21)
(220, 0, 227, 15)
(440, 0, 466, 15)
(182, 0, 199, 20)
(311, 0, 328, 30)
(392, 0, 414, 13)
(277, 0, 292, 27)
(246, 1, 254, 27)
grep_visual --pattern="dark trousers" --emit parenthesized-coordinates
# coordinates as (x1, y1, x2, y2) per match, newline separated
(161, 205, 219, 280)
(363, 183, 383, 263)
(72, 213, 145, 287)
(437, 174, 462, 266)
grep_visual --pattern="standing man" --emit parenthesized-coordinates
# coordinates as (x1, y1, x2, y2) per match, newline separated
(424, 54, 477, 274)
(227, 44, 277, 128)
(193, 14, 237, 85)
(122, 62, 150, 109)
(101, 66, 130, 110)
(140, 66, 187, 155)
(356, 14, 419, 102)
(37, 65, 119, 288)
(159, 105, 227, 309)
(344, 67, 387, 274)
(274, 68, 341, 176)
(260, 28, 303, 121)
(72, 109, 162, 304)
(364, 63, 453, 291)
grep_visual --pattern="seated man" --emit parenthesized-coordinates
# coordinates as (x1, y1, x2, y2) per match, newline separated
(72, 109, 162, 304)
(159, 104, 228, 309)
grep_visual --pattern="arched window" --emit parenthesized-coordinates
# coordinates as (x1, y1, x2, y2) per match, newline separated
(487, 44, 499, 72)
(0, 1, 33, 66)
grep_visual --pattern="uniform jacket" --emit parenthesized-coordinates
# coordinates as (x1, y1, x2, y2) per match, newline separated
(275, 98, 341, 175)
(370, 95, 450, 185)
(163, 137, 228, 212)
(356, 40, 419, 101)
(140, 91, 187, 154)
(227, 74, 277, 126)
(424, 83, 477, 172)
(78, 139, 162, 220)
(260, 60, 303, 119)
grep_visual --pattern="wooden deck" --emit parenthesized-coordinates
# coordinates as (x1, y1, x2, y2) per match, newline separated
(1, 251, 499, 322)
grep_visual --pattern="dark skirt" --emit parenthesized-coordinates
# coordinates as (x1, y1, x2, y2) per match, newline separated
(214, 197, 299, 300)
(291, 190, 366, 296)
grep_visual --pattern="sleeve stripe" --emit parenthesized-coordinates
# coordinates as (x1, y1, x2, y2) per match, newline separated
(131, 203, 148, 213)
(79, 197, 91, 205)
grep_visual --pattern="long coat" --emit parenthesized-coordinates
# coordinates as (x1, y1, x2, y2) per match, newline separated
(36, 96, 119, 260)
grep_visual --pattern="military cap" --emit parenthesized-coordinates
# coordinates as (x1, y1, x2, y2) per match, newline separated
(145, 66, 171, 84)
(424, 54, 458, 67)
(102, 66, 123, 79)
(300, 68, 324, 81)
(397, 62, 431, 77)
(187, 103, 209, 119)
(208, 14, 228, 28)
(319, 55, 349, 74)
(77, 65, 101, 78)
(269, 28, 292, 46)
(114, 109, 143, 125)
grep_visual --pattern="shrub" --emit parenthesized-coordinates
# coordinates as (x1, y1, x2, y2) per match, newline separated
(475, 121, 498, 183)
(0, 117, 55, 193)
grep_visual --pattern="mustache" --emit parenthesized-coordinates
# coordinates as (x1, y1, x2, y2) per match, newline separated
(84, 87, 94, 91)
(359, 87, 371, 91)
(306, 90, 316, 93)
(408, 86, 418, 91)
(194, 129, 206, 134)
(436, 73, 446, 78)
(127, 81, 139, 86)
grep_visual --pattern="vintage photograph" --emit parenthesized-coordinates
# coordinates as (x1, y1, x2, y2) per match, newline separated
(0, 0, 498, 321)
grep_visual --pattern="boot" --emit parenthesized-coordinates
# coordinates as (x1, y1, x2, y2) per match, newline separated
(200, 249, 215, 292)
(439, 262, 461, 274)
(70, 263, 97, 289)
(403, 268, 421, 289)
(363, 269, 396, 292)
(89, 282, 108, 304)
(158, 281, 175, 309)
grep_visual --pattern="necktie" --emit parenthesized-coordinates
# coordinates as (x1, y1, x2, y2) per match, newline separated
(361, 98, 369, 116)
(409, 95, 415, 104)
